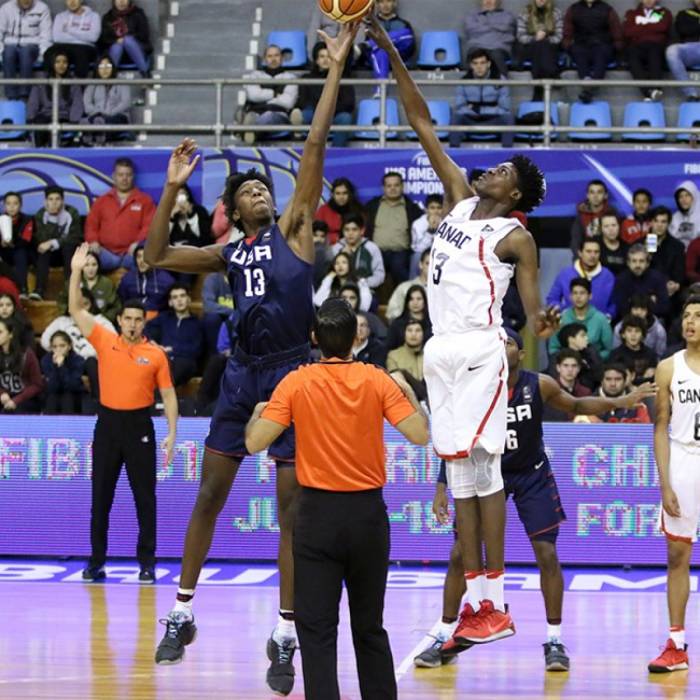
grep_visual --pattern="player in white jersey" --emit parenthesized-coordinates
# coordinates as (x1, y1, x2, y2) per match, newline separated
(649, 296, 700, 673)
(366, 16, 559, 646)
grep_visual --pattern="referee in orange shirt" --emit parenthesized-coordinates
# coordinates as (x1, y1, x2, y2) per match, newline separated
(69, 243, 178, 583)
(246, 298, 429, 700)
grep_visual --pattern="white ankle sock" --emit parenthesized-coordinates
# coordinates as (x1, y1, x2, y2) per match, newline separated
(670, 627, 685, 649)
(547, 623, 562, 642)
(485, 569, 505, 612)
(465, 571, 485, 610)
(273, 615, 297, 645)
(435, 620, 457, 641)
(173, 588, 195, 619)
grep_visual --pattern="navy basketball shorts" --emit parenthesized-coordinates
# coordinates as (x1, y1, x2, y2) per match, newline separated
(204, 343, 309, 465)
(504, 457, 566, 543)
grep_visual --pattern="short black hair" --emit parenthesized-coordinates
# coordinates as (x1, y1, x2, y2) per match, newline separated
(382, 171, 403, 184)
(556, 348, 582, 366)
(558, 322, 587, 347)
(683, 294, 700, 313)
(620, 314, 647, 337)
(467, 48, 491, 63)
(168, 283, 191, 299)
(342, 214, 365, 229)
(629, 294, 652, 315)
(628, 242, 648, 257)
(510, 155, 546, 213)
(312, 219, 329, 234)
(44, 185, 65, 199)
(114, 157, 135, 171)
(425, 194, 444, 207)
(222, 169, 275, 224)
(119, 298, 146, 316)
(420, 247, 431, 262)
(602, 362, 628, 379)
(650, 205, 672, 222)
(587, 179, 608, 193)
(3, 191, 21, 204)
(313, 298, 357, 359)
(569, 276, 591, 294)
(633, 188, 653, 202)
(579, 236, 601, 251)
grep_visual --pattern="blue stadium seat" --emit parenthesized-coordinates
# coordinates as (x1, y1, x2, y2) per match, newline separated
(417, 31, 461, 69)
(266, 31, 307, 68)
(569, 101, 612, 141)
(0, 99, 26, 140)
(355, 99, 399, 140)
(515, 101, 559, 141)
(622, 101, 665, 141)
(677, 101, 700, 141)
(408, 100, 450, 139)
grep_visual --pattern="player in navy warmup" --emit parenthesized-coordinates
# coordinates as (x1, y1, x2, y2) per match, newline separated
(414, 328, 655, 672)
(143, 23, 360, 696)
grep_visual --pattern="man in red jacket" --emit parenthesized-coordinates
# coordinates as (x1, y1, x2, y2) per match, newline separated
(85, 158, 156, 271)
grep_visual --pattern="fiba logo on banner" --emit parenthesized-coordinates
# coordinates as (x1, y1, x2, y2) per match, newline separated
(381, 151, 467, 197)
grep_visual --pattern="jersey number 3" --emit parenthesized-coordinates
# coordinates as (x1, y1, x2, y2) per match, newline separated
(244, 268, 266, 297)
(432, 251, 449, 285)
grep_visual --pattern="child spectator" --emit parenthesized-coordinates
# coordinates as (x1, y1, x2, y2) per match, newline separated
(387, 319, 426, 401)
(669, 180, 700, 249)
(313, 251, 372, 311)
(117, 244, 174, 317)
(40, 329, 85, 413)
(27, 49, 84, 148)
(542, 348, 591, 421)
(339, 282, 387, 342)
(410, 194, 442, 277)
(620, 188, 653, 245)
(0, 191, 33, 298)
(614, 243, 670, 320)
(201, 271, 233, 357)
(647, 205, 685, 301)
(32, 185, 83, 300)
(0, 292, 34, 348)
(169, 184, 212, 247)
(0, 316, 43, 413)
(612, 293, 666, 359)
(99, 0, 151, 77)
(314, 178, 364, 246)
(570, 180, 621, 253)
(665, 1, 700, 101)
(366, 0, 415, 85)
(463, 0, 517, 76)
(81, 54, 131, 146)
(353, 311, 386, 366)
(386, 284, 432, 351)
(599, 214, 628, 275)
(609, 314, 657, 380)
(553, 321, 602, 390)
(49, 0, 101, 78)
(331, 215, 385, 291)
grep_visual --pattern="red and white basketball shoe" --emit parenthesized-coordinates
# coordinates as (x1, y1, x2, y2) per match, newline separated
(454, 600, 515, 645)
(648, 640, 689, 673)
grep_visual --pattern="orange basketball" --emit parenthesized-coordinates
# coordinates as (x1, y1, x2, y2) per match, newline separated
(318, 0, 374, 24)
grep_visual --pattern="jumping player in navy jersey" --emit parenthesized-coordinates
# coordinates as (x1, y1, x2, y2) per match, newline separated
(143, 23, 359, 696)
(414, 328, 656, 672)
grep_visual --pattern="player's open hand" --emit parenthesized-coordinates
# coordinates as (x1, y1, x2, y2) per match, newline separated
(319, 21, 361, 65)
(70, 242, 91, 274)
(167, 138, 200, 187)
(532, 305, 561, 339)
(624, 382, 658, 407)
(662, 487, 681, 518)
(432, 485, 450, 525)
(364, 14, 394, 52)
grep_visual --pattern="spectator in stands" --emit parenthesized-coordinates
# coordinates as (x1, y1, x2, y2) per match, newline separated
(169, 184, 211, 248)
(613, 242, 670, 320)
(542, 348, 591, 421)
(609, 313, 657, 379)
(194, 313, 235, 416)
(570, 179, 620, 254)
(99, 0, 151, 77)
(41, 329, 85, 413)
(647, 205, 685, 300)
(599, 214, 628, 275)
(331, 214, 385, 291)
(32, 185, 83, 300)
(386, 284, 431, 351)
(685, 225, 700, 284)
(314, 251, 372, 311)
(547, 237, 616, 317)
(241, 44, 299, 145)
(463, 0, 516, 76)
(562, 0, 623, 104)
(315, 178, 364, 246)
(553, 321, 602, 389)
(386, 247, 429, 322)
(670, 180, 700, 248)
(365, 172, 421, 284)
(56, 249, 121, 324)
(0, 291, 34, 348)
(0, 261, 19, 304)
(592, 362, 651, 422)
(85, 157, 156, 270)
(117, 243, 174, 316)
(210, 197, 244, 246)
(0, 316, 43, 412)
(548, 277, 612, 359)
(450, 48, 514, 148)
(622, 1, 671, 101)
(620, 187, 653, 244)
(353, 311, 386, 366)
(613, 293, 666, 358)
(201, 270, 232, 357)
(0, 0, 52, 100)
(409, 194, 442, 277)
(665, 0, 700, 101)
(49, 0, 101, 78)
(312, 220, 332, 287)
(387, 319, 426, 401)
(366, 0, 415, 85)
(81, 54, 131, 146)
(0, 191, 33, 298)
(516, 0, 563, 100)
(339, 281, 387, 342)
(291, 41, 355, 147)
(27, 49, 84, 148)
(145, 284, 203, 387)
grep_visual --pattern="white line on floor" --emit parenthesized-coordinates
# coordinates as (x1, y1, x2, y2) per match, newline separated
(394, 618, 441, 682)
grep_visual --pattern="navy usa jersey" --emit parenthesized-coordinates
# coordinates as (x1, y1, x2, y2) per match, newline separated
(502, 370, 546, 473)
(223, 225, 314, 356)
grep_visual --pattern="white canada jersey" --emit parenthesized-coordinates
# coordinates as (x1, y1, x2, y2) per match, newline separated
(670, 350, 700, 447)
(428, 196, 518, 334)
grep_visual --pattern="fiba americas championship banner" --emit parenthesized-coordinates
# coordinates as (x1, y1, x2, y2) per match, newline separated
(0, 416, 694, 566)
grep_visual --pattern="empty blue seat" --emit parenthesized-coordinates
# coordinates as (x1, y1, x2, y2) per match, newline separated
(623, 101, 665, 141)
(569, 101, 612, 141)
(515, 101, 559, 141)
(0, 100, 26, 140)
(677, 102, 700, 141)
(408, 100, 450, 139)
(355, 98, 399, 140)
(266, 31, 307, 68)
(417, 31, 461, 69)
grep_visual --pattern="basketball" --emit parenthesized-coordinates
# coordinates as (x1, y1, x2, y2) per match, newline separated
(318, 0, 374, 24)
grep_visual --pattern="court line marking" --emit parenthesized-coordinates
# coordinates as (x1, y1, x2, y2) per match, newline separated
(394, 618, 442, 682)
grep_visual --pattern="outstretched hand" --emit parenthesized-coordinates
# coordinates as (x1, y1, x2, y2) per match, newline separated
(318, 20, 361, 65)
(623, 381, 658, 408)
(532, 305, 561, 339)
(363, 13, 393, 52)
(167, 138, 200, 187)
(71, 242, 92, 275)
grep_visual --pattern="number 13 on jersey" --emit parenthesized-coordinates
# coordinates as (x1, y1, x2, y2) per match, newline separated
(244, 268, 266, 297)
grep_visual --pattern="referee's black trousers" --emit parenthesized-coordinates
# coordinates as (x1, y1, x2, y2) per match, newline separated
(294, 487, 397, 700)
(89, 406, 157, 569)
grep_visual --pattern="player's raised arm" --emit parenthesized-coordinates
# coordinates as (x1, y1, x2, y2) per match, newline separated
(653, 359, 680, 518)
(144, 139, 226, 274)
(278, 22, 360, 264)
(364, 14, 472, 212)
